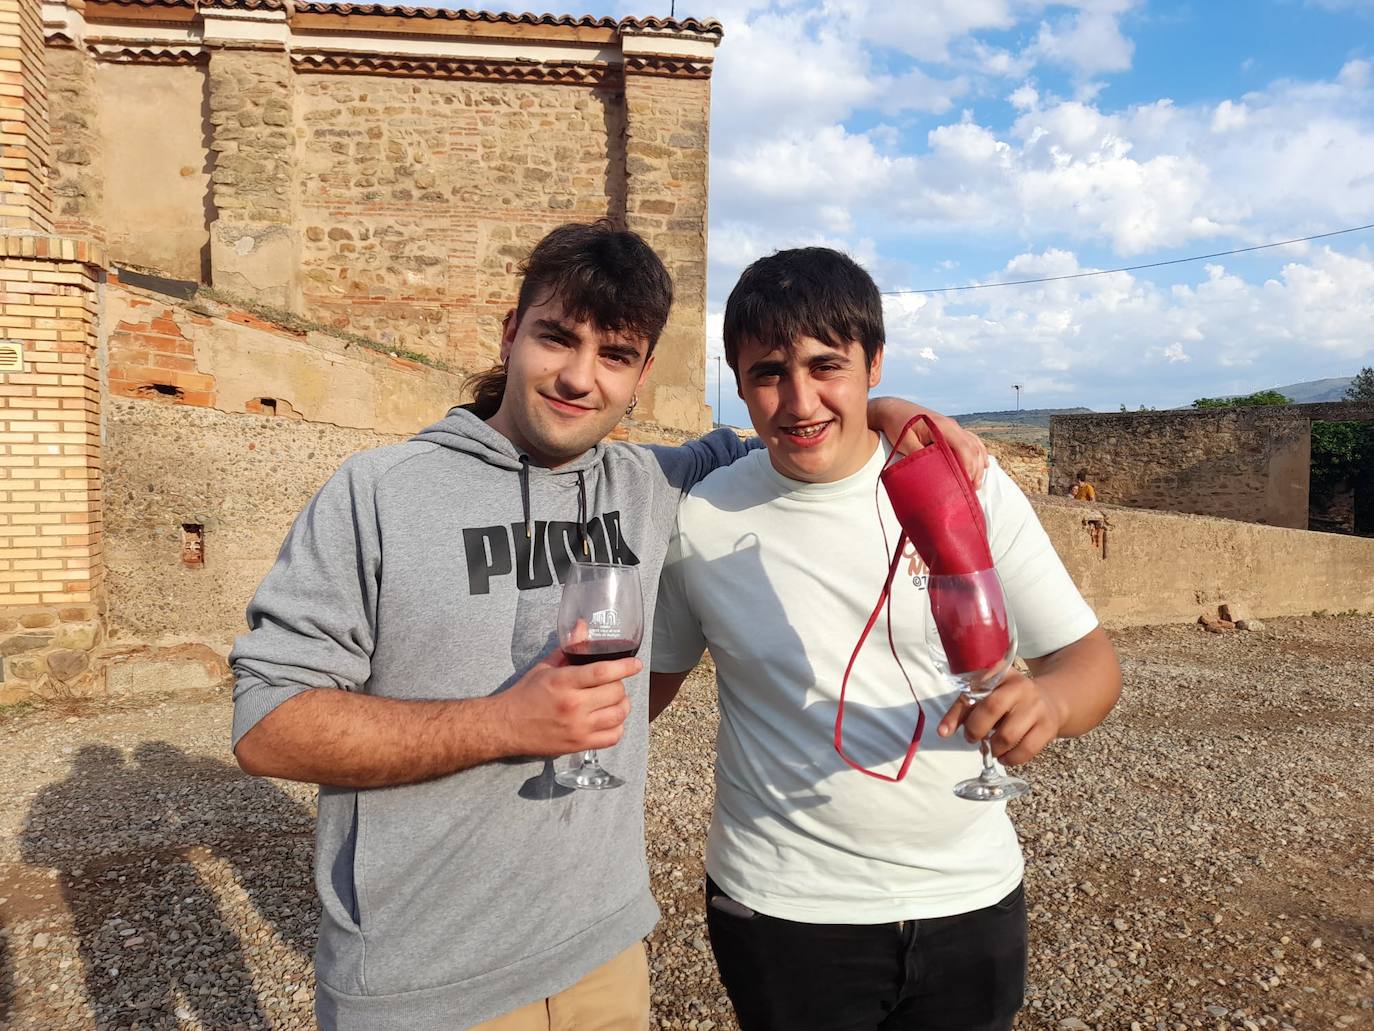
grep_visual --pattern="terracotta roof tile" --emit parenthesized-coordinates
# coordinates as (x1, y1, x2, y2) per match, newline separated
(83, 1, 722, 38)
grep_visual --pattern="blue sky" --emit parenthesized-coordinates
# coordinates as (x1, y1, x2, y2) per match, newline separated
(576, 0, 1374, 423)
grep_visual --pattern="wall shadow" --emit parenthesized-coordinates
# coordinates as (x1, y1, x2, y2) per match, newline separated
(198, 61, 219, 285)
(20, 742, 316, 1026)
(598, 86, 628, 228)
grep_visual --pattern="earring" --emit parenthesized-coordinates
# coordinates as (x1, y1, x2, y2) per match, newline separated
(626, 395, 638, 416)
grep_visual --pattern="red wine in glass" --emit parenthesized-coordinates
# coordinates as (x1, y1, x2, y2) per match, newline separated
(554, 561, 644, 791)
(565, 639, 641, 665)
(926, 567, 1030, 802)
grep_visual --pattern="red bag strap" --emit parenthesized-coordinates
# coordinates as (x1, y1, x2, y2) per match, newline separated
(834, 529, 925, 782)
(832, 417, 945, 783)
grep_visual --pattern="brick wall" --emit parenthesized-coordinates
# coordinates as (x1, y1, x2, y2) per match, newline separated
(0, 0, 53, 233)
(0, 242, 103, 608)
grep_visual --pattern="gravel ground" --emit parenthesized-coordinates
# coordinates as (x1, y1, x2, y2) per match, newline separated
(0, 615, 1370, 1030)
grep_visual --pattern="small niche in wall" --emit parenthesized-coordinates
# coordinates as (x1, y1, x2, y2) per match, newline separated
(139, 382, 184, 401)
(246, 396, 301, 419)
(181, 523, 205, 567)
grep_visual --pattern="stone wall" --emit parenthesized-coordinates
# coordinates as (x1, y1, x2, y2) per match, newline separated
(39, 1, 721, 433)
(1050, 408, 1313, 527)
(623, 71, 711, 433)
(1050, 404, 1374, 529)
(103, 397, 400, 642)
(207, 45, 299, 309)
(986, 439, 1048, 496)
(1031, 495, 1374, 626)
(293, 76, 624, 368)
(44, 45, 100, 242)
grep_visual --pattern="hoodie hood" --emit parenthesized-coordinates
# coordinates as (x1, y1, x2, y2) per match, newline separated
(414, 405, 603, 552)
(411, 405, 609, 476)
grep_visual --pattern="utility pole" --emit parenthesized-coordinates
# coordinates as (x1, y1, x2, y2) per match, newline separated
(1013, 384, 1022, 412)
(714, 355, 723, 426)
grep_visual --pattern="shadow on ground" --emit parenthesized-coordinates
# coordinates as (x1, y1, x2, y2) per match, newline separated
(19, 742, 318, 1027)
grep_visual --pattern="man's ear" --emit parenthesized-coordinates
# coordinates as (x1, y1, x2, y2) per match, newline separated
(868, 345, 885, 389)
(499, 308, 518, 362)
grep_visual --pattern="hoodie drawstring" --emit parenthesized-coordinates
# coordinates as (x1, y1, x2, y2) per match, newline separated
(521, 457, 591, 559)
(576, 470, 590, 557)
(519, 455, 532, 540)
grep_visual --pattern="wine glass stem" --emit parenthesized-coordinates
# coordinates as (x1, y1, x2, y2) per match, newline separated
(979, 735, 998, 780)
(581, 749, 598, 767)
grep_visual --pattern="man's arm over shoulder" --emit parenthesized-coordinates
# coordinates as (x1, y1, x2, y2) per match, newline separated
(640, 427, 762, 496)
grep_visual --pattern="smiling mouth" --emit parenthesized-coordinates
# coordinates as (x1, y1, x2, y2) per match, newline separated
(541, 394, 596, 415)
(781, 420, 832, 442)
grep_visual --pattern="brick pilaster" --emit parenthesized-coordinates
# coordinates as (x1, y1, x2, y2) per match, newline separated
(0, 0, 53, 233)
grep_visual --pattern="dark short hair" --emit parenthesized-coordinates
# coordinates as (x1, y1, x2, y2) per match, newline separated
(1076, 469, 1088, 481)
(722, 247, 884, 373)
(465, 220, 673, 417)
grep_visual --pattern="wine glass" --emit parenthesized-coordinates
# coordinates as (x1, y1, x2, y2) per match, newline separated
(926, 568, 1030, 802)
(553, 561, 644, 791)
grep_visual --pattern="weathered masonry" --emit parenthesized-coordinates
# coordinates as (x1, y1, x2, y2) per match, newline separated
(41, 0, 721, 432)
(1049, 402, 1374, 529)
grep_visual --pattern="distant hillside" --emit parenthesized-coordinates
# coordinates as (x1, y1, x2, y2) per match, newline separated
(1180, 376, 1355, 408)
(1266, 377, 1355, 403)
(953, 406, 1094, 428)
(951, 407, 1093, 448)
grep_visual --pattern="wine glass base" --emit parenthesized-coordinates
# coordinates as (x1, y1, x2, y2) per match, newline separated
(555, 764, 625, 791)
(954, 774, 1031, 802)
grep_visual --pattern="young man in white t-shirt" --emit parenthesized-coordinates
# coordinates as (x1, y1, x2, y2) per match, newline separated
(649, 248, 1122, 1031)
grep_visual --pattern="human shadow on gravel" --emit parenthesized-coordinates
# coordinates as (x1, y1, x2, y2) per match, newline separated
(19, 742, 317, 1028)
(0, 926, 12, 1026)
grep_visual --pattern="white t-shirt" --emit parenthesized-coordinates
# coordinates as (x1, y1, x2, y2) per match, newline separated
(652, 437, 1099, 924)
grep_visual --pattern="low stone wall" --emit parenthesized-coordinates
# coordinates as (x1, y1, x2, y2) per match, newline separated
(1032, 495, 1374, 626)
(987, 440, 1048, 495)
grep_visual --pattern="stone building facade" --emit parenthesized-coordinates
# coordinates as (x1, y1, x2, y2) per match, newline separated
(41, 0, 721, 431)
(0, 0, 721, 702)
(1049, 402, 1374, 529)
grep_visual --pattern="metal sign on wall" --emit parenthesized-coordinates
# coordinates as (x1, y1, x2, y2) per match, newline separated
(0, 341, 23, 372)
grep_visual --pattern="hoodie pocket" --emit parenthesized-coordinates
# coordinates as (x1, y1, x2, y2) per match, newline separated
(324, 792, 366, 935)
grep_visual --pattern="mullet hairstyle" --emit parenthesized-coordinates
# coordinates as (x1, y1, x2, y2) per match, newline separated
(464, 220, 673, 418)
(722, 247, 885, 377)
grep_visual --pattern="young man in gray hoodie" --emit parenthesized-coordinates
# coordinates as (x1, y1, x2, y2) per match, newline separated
(230, 221, 985, 1031)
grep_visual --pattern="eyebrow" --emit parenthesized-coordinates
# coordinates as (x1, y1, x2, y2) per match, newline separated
(746, 347, 852, 376)
(534, 318, 579, 342)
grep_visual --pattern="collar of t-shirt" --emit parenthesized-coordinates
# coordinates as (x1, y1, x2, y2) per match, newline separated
(758, 431, 889, 501)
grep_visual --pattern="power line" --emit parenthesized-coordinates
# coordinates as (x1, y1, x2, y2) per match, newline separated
(881, 222, 1374, 296)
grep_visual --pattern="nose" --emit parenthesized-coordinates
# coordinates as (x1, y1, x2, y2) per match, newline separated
(556, 345, 597, 397)
(780, 372, 818, 420)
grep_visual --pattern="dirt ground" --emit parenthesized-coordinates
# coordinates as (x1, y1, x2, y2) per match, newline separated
(0, 615, 1371, 1030)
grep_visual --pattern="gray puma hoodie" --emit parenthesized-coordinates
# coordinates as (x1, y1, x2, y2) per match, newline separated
(230, 408, 754, 1030)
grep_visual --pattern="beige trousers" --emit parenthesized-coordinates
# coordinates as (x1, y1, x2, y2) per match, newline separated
(469, 943, 650, 1031)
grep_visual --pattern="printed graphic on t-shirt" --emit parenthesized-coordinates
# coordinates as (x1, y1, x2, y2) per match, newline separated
(462, 511, 640, 595)
(902, 540, 930, 590)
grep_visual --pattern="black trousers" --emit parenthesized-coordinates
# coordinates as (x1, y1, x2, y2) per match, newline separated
(704, 877, 1027, 1031)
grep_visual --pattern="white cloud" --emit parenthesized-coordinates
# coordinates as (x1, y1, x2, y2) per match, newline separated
(1026, 8, 1135, 78)
(878, 247, 1374, 411)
